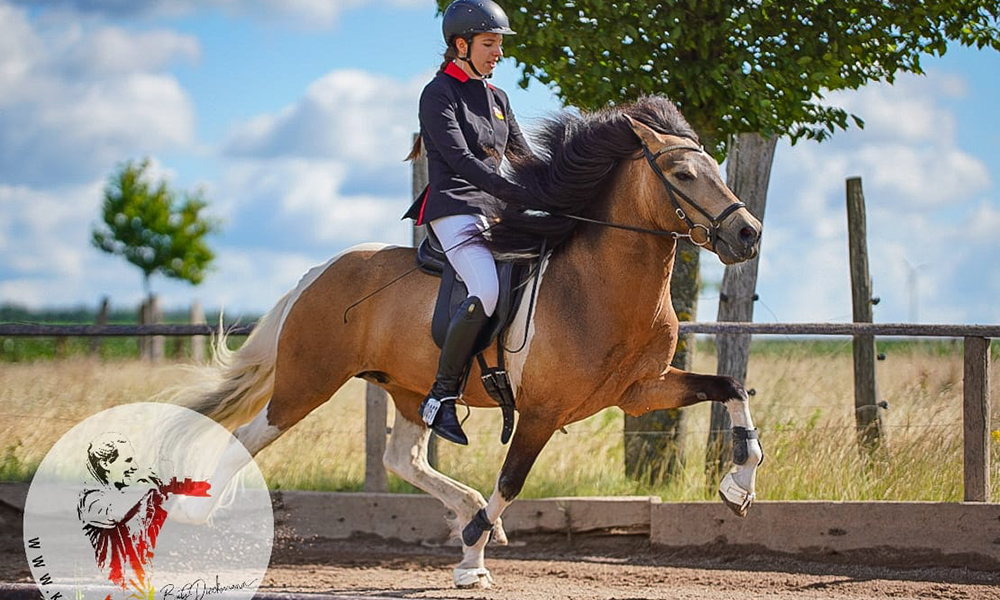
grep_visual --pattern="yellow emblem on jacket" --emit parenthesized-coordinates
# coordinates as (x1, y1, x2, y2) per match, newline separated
(493, 106, 505, 120)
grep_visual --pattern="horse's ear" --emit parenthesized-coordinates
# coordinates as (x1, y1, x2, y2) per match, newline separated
(623, 114, 663, 149)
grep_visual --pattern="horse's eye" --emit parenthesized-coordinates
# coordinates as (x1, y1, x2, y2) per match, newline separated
(674, 171, 695, 182)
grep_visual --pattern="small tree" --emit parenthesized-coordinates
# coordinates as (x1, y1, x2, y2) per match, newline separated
(92, 159, 219, 297)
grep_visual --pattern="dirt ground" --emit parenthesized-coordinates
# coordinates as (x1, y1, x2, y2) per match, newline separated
(5, 498, 997, 600)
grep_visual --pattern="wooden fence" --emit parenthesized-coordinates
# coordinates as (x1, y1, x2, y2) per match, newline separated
(0, 321, 994, 501)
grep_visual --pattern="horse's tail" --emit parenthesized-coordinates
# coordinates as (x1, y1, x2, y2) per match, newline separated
(162, 255, 341, 431)
(158, 293, 286, 431)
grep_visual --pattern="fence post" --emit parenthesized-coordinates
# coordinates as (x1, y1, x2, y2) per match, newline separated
(410, 132, 437, 468)
(138, 298, 149, 360)
(963, 336, 991, 502)
(190, 300, 206, 363)
(90, 297, 109, 357)
(364, 383, 389, 492)
(845, 177, 884, 451)
(149, 295, 164, 362)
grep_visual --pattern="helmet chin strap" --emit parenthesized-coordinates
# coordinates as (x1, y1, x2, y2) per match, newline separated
(457, 37, 491, 79)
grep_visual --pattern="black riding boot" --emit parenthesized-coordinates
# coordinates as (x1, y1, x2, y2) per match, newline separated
(419, 296, 489, 445)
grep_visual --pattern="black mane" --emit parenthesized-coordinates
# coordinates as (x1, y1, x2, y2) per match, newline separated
(486, 95, 698, 257)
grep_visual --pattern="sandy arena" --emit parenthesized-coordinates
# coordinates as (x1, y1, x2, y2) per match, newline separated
(3, 497, 998, 600)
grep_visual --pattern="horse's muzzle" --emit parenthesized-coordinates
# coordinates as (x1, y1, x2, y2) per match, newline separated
(716, 210, 761, 264)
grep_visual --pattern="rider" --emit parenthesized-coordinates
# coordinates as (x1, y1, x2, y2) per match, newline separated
(403, 0, 533, 445)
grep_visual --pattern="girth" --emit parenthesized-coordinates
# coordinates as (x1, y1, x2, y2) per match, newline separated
(415, 230, 540, 444)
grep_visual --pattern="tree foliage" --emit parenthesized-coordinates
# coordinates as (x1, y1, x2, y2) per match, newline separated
(92, 159, 219, 293)
(441, 0, 1000, 157)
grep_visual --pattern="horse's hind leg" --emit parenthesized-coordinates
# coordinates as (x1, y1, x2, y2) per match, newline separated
(382, 393, 509, 548)
(174, 349, 354, 524)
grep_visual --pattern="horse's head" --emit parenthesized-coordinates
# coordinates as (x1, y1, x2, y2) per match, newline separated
(624, 114, 761, 265)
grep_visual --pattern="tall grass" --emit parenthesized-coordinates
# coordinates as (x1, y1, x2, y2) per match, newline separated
(1, 341, 997, 501)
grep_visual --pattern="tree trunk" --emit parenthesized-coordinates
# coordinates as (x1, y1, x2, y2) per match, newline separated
(625, 239, 699, 482)
(706, 133, 777, 485)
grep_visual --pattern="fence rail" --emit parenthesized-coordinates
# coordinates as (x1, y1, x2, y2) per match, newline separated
(2, 321, 1000, 338)
(1, 320, 993, 502)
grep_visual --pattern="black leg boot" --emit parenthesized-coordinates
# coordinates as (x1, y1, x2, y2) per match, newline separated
(419, 296, 489, 445)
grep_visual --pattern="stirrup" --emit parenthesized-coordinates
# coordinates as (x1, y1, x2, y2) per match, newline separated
(420, 396, 468, 445)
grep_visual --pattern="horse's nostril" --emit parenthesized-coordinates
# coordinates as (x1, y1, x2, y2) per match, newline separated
(739, 226, 758, 247)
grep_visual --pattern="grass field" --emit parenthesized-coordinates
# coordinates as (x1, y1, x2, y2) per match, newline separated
(1, 339, 998, 501)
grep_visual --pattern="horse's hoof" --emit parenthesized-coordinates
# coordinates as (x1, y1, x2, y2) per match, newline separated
(453, 566, 493, 589)
(718, 472, 754, 518)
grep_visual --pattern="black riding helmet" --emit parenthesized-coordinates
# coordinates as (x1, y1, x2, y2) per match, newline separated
(442, 0, 515, 78)
(442, 0, 516, 42)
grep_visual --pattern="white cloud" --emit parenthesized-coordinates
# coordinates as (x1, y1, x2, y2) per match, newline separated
(742, 70, 1000, 325)
(0, 182, 102, 278)
(0, 1, 198, 186)
(221, 158, 412, 247)
(225, 69, 426, 169)
(8, 0, 428, 29)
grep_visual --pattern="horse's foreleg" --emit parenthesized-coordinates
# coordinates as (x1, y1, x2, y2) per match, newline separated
(618, 368, 763, 517)
(382, 408, 509, 546)
(455, 419, 555, 588)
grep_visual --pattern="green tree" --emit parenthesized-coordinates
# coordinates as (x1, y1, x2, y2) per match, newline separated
(92, 159, 219, 296)
(488, 0, 998, 157)
(436, 0, 999, 481)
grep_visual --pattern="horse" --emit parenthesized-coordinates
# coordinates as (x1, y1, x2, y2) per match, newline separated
(166, 95, 764, 589)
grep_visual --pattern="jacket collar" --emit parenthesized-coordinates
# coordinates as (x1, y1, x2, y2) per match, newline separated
(444, 61, 470, 83)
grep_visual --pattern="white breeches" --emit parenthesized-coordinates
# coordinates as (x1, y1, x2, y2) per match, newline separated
(430, 214, 499, 317)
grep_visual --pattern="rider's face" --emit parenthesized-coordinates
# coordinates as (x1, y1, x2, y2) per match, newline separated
(460, 33, 503, 77)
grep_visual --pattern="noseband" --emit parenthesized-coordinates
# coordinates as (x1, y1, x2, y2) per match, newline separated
(641, 141, 746, 248)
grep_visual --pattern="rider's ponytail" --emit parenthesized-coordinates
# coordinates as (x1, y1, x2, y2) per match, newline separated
(406, 43, 462, 162)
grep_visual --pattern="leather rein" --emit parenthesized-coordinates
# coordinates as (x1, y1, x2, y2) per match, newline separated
(558, 140, 746, 248)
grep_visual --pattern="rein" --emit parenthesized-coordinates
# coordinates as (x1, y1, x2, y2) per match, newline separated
(343, 140, 745, 319)
(524, 141, 745, 248)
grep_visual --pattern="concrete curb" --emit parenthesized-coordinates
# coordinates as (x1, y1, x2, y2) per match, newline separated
(4, 483, 999, 568)
(651, 499, 1000, 569)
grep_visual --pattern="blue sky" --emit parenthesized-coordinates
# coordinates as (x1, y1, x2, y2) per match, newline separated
(1, 0, 998, 325)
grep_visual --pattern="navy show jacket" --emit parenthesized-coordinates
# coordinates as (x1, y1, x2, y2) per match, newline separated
(404, 61, 532, 225)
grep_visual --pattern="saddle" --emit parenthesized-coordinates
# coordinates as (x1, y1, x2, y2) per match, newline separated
(416, 229, 541, 444)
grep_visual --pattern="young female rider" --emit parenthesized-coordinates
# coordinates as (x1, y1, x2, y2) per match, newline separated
(404, 0, 533, 446)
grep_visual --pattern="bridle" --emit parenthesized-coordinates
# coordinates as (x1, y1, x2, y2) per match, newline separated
(557, 140, 746, 248)
(640, 140, 746, 247)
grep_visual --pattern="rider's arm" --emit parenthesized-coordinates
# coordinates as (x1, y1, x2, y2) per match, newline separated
(420, 85, 532, 207)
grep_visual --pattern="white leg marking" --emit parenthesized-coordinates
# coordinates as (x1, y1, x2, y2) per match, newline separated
(719, 398, 763, 516)
(504, 254, 550, 399)
(454, 478, 510, 588)
(234, 402, 283, 455)
(383, 415, 493, 527)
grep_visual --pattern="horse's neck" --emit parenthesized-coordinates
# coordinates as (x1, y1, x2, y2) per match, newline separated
(558, 183, 679, 330)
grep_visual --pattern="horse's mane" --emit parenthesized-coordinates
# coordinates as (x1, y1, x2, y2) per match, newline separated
(486, 95, 698, 258)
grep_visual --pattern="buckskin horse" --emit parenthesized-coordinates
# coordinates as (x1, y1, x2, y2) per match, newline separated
(167, 96, 764, 589)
